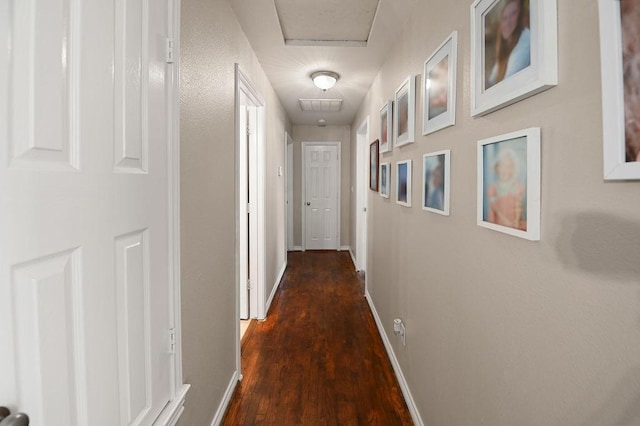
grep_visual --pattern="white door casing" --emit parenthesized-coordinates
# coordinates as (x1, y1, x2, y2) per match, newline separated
(286, 134, 294, 251)
(302, 143, 340, 250)
(356, 117, 369, 274)
(0, 0, 187, 424)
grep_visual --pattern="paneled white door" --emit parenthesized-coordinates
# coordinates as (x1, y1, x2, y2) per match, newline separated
(303, 144, 339, 250)
(0, 1, 175, 425)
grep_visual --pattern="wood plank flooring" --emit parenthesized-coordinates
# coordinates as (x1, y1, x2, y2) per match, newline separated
(222, 251, 413, 425)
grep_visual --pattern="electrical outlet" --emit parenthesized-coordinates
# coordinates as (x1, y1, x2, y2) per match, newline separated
(393, 318, 406, 346)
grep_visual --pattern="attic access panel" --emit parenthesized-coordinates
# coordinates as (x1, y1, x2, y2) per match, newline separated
(275, 0, 380, 46)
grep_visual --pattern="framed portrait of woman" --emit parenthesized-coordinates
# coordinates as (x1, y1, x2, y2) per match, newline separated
(423, 32, 458, 136)
(599, 0, 640, 180)
(394, 76, 416, 147)
(470, 0, 557, 116)
(379, 101, 393, 153)
(477, 128, 540, 240)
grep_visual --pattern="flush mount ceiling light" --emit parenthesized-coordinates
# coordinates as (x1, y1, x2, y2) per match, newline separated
(311, 71, 340, 90)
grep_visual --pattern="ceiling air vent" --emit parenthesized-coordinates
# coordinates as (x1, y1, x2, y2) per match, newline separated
(299, 99, 343, 112)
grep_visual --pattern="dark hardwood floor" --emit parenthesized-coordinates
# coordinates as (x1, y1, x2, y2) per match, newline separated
(222, 251, 413, 425)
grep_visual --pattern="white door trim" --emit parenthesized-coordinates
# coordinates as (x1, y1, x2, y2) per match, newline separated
(286, 132, 294, 251)
(234, 64, 267, 377)
(165, 0, 191, 415)
(301, 141, 341, 251)
(356, 117, 370, 275)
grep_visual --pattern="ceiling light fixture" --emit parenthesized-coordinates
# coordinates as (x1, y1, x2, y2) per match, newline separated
(311, 71, 340, 91)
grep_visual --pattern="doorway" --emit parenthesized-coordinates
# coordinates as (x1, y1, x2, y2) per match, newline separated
(302, 142, 340, 250)
(235, 65, 266, 369)
(356, 117, 370, 276)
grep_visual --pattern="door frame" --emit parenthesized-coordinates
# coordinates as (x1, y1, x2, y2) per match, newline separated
(286, 132, 294, 251)
(355, 117, 370, 275)
(234, 64, 267, 372)
(301, 141, 341, 251)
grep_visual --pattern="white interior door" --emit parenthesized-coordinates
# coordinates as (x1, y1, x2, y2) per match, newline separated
(0, 1, 174, 424)
(303, 144, 339, 250)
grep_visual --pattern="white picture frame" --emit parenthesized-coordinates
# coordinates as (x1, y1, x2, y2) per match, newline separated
(598, 0, 640, 180)
(379, 101, 393, 153)
(396, 160, 412, 207)
(394, 76, 416, 147)
(470, 0, 558, 117)
(422, 150, 451, 216)
(380, 162, 390, 198)
(423, 32, 458, 135)
(477, 128, 540, 240)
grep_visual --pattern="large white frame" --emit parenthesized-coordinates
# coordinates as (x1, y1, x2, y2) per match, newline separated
(422, 150, 451, 216)
(470, 0, 557, 116)
(423, 32, 458, 135)
(598, 0, 640, 180)
(394, 76, 416, 147)
(477, 127, 541, 241)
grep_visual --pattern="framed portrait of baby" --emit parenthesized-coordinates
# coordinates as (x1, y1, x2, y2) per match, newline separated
(477, 128, 540, 240)
(598, 0, 640, 180)
(470, 0, 558, 117)
(380, 162, 390, 198)
(422, 32, 457, 136)
(422, 150, 451, 216)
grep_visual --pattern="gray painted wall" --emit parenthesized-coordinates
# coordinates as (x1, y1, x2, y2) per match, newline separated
(352, 1, 640, 425)
(180, 0, 290, 423)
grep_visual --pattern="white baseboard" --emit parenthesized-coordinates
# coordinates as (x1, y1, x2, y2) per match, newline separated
(347, 248, 357, 270)
(339, 245, 351, 251)
(365, 290, 424, 426)
(288, 246, 303, 251)
(155, 384, 190, 426)
(265, 260, 287, 316)
(210, 370, 240, 426)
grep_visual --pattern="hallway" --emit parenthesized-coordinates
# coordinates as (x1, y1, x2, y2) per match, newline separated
(222, 251, 413, 425)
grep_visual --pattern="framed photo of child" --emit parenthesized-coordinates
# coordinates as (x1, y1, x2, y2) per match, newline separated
(599, 0, 640, 180)
(423, 32, 458, 135)
(477, 128, 540, 240)
(470, 0, 557, 117)
(422, 150, 451, 215)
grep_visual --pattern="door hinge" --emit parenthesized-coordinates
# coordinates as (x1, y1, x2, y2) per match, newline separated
(247, 279, 252, 290)
(166, 37, 175, 63)
(169, 328, 176, 354)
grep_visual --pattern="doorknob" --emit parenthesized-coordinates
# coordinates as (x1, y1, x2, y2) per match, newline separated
(0, 407, 29, 426)
(306, 202, 310, 206)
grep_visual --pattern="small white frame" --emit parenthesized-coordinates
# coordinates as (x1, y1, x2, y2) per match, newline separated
(396, 160, 412, 207)
(477, 128, 541, 240)
(394, 76, 416, 147)
(379, 101, 393, 153)
(423, 32, 458, 135)
(598, 0, 640, 180)
(470, 0, 557, 116)
(380, 162, 390, 198)
(422, 150, 451, 216)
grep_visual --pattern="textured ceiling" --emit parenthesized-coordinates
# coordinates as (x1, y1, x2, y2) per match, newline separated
(230, 0, 417, 126)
